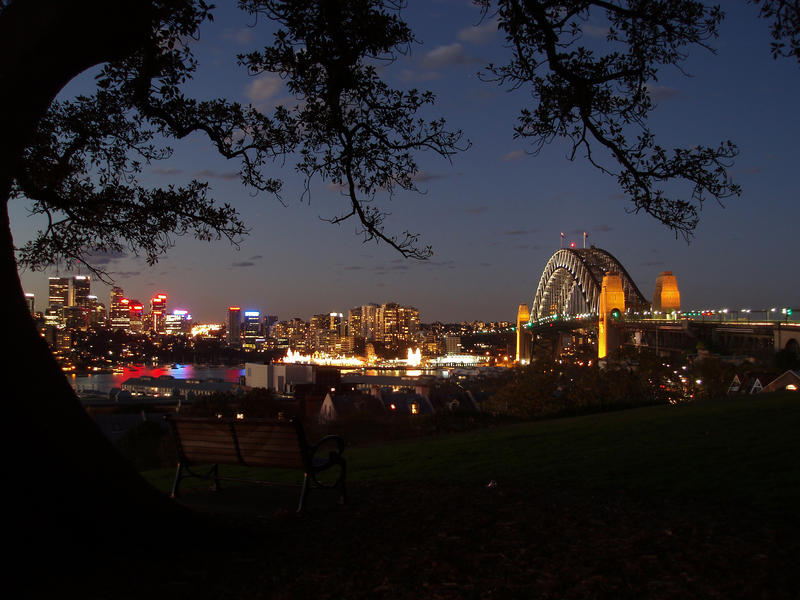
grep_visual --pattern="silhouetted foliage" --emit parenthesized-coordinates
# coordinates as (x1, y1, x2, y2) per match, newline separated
(476, 0, 741, 238)
(5, 0, 463, 275)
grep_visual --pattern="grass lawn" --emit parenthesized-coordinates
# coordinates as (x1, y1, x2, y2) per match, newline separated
(61, 391, 800, 599)
(144, 391, 800, 515)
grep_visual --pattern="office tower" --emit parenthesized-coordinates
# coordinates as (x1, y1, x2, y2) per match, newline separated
(243, 311, 261, 350)
(445, 335, 462, 355)
(110, 287, 130, 330)
(129, 301, 144, 332)
(360, 303, 380, 340)
(71, 275, 91, 308)
(48, 277, 70, 308)
(227, 306, 242, 345)
(86, 295, 105, 326)
(165, 310, 191, 335)
(151, 293, 167, 333)
(348, 306, 362, 338)
(25, 293, 35, 314)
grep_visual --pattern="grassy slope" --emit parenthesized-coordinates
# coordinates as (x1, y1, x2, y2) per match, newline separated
(144, 391, 800, 515)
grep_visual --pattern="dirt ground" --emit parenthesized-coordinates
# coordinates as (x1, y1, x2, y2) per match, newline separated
(43, 480, 800, 599)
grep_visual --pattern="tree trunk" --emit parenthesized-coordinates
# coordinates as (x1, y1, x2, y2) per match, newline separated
(2, 0, 194, 561)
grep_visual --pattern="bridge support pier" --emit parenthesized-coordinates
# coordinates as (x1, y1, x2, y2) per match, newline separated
(598, 273, 626, 360)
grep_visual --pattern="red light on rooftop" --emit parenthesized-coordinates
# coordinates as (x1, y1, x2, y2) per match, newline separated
(569, 242, 575, 248)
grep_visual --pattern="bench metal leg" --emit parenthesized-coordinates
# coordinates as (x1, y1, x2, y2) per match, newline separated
(297, 473, 310, 513)
(171, 462, 184, 498)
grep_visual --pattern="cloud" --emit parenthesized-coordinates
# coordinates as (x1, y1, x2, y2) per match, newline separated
(504, 228, 537, 235)
(231, 261, 255, 267)
(249, 255, 263, 261)
(647, 85, 680, 102)
(420, 43, 478, 69)
(245, 73, 284, 110)
(582, 24, 609, 38)
(86, 250, 128, 265)
(593, 224, 614, 232)
(154, 167, 182, 176)
(457, 18, 498, 45)
(399, 68, 442, 83)
(194, 169, 239, 180)
(426, 259, 457, 269)
(502, 149, 526, 162)
(464, 206, 488, 214)
(221, 27, 254, 46)
(325, 181, 347, 192)
(413, 170, 459, 183)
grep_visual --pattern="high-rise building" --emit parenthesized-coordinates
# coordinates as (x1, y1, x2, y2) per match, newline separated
(71, 275, 91, 308)
(361, 303, 380, 340)
(48, 277, 70, 309)
(86, 295, 105, 326)
(151, 293, 167, 333)
(445, 335, 462, 356)
(110, 287, 131, 330)
(24, 293, 35, 314)
(379, 302, 419, 348)
(243, 311, 262, 350)
(129, 301, 144, 332)
(227, 306, 242, 345)
(165, 310, 192, 335)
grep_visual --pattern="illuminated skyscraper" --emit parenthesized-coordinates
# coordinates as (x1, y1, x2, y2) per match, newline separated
(243, 310, 264, 350)
(71, 275, 91, 308)
(165, 310, 192, 335)
(151, 293, 168, 333)
(129, 301, 144, 332)
(379, 302, 419, 348)
(24, 293, 35, 314)
(243, 311, 262, 350)
(48, 277, 69, 308)
(110, 287, 130, 330)
(227, 306, 242, 345)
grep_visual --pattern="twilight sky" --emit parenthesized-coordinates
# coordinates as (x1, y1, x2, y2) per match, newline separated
(11, 1, 800, 324)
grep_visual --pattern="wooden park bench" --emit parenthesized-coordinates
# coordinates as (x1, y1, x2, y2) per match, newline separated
(166, 416, 346, 512)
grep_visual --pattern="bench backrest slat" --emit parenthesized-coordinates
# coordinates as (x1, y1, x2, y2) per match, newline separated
(169, 417, 306, 470)
(234, 421, 304, 469)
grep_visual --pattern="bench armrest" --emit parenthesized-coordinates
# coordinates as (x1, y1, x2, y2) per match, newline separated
(309, 434, 346, 458)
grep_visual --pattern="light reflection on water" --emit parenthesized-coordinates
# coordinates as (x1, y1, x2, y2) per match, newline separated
(72, 364, 450, 396)
(70, 364, 245, 395)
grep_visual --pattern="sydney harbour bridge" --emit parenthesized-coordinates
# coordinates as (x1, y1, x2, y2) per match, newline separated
(517, 246, 800, 362)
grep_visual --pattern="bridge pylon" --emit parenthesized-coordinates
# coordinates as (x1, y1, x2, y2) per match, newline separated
(598, 273, 626, 360)
(516, 303, 531, 363)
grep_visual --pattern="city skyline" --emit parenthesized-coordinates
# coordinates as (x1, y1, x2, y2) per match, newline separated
(11, 2, 800, 323)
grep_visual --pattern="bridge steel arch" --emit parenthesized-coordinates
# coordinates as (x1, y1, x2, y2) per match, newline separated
(531, 247, 649, 320)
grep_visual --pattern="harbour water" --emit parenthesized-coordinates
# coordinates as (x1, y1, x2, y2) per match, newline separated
(69, 364, 454, 397)
(69, 364, 245, 396)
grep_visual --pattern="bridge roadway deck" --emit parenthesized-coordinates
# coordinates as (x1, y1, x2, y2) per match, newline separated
(527, 317, 800, 356)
